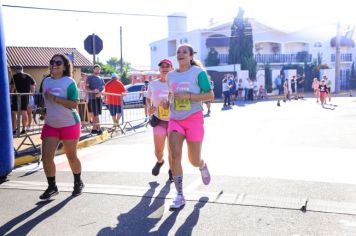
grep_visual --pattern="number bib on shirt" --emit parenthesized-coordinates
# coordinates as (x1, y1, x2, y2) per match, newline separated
(158, 105, 170, 119)
(174, 98, 191, 111)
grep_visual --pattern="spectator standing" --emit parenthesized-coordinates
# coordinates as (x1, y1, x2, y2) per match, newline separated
(290, 75, 297, 99)
(222, 77, 231, 108)
(283, 79, 290, 102)
(297, 74, 305, 99)
(39, 54, 83, 200)
(237, 78, 243, 99)
(10, 65, 36, 134)
(146, 59, 174, 182)
(167, 44, 214, 210)
(274, 74, 282, 95)
(86, 64, 105, 135)
(104, 73, 126, 127)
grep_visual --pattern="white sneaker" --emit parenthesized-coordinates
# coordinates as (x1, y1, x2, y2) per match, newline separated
(200, 163, 211, 185)
(170, 195, 185, 210)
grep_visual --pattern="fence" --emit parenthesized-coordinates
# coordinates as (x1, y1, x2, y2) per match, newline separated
(11, 90, 148, 158)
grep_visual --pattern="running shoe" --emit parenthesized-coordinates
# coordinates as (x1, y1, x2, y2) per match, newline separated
(152, 161, 164, 176)
(168, 169, 174, 182)
(169, 195, 185, 210)
(72, 181, 84, 197)
(39, 186, 59, 200)
(200, 163, 211, 185)
(91, 129, 98, 134)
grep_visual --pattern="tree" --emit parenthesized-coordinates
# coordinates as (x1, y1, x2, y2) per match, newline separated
(118, 60, 131, 85)
(264, 64, 272, 93)
(107, 57, 121, 70)
(228, 8, 256, 79)
(228, 8, 244, 65)
(205, 48, 220, 66)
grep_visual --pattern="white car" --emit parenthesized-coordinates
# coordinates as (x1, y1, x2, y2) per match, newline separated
(123, 83, 145, 105)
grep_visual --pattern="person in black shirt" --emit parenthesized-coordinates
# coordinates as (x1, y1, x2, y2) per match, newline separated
(319, 79, 328, 105)
(10, 65, 36, 134)
(290, 76, 296, 99)
(297, 75, 305, 99)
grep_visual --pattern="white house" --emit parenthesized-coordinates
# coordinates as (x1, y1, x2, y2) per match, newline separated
(150, 13, 355, 92)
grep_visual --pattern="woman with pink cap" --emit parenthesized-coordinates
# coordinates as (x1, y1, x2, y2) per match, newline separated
(146, 58, 174, 182)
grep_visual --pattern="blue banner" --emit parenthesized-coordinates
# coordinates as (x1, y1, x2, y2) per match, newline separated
(0, 5, 14, 177)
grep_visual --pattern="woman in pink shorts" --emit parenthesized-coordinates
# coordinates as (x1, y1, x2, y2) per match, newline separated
(39, 54, 83, 200)
(166, 44, 214, 210)
(146, 58, 174, 182)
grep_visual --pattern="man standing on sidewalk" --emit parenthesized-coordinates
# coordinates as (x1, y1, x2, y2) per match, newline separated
(86, 64, 104, 135)
(104, 73, 126, 128)
(10, 65, 36, 135)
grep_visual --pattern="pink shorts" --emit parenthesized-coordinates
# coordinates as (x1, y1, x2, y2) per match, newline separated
(168, 111, 204, 142)
(41, 123, 81, 140)
(153, 121, 169, 136)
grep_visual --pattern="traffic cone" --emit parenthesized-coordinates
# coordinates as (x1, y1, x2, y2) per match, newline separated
(277, 98, 280, 106)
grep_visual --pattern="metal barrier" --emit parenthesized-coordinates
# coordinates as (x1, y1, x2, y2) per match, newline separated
(11, 89, 148, 159)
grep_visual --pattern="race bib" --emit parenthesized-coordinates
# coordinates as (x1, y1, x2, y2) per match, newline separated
(158, 105, 170, 119)
(174, 98, 191, 111)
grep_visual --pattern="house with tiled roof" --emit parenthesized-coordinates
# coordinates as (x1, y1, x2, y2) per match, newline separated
(6, 46, 92, 90)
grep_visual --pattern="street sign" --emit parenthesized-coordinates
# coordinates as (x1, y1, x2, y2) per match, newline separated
(84, 34, 103, 55)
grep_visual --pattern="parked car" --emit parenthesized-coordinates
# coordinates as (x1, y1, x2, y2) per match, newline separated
(123, 83, 145, 105)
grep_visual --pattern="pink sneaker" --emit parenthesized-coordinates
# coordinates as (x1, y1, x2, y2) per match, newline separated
(200, 163, 211, 185)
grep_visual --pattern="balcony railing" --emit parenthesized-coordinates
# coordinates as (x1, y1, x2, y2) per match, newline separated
(255, 53, 312, 64)
(331, 53, 352, 62)
(217, 53, 312, 65)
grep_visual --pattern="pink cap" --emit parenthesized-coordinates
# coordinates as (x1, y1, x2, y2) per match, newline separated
(158, 59, 173, 66)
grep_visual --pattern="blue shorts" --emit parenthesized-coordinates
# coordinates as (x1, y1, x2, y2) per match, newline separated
(107, 104, 122, 116)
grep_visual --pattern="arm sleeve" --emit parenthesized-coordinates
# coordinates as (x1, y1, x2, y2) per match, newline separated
(67, 82, 79, 101)
(197, 71, 212, 93)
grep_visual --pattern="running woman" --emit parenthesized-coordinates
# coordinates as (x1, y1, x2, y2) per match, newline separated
(319, 79, 328, 106)
(146, 59, 174, 182)
(40, 54, 83, 200)
(166, 44, 214, 210)
(312, 77, 320, 103)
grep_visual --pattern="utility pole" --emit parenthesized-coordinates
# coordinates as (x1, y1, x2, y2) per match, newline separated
(120, 26, 123, 74)
(92, 33, 96, 64)
(335, 22, 341, 93)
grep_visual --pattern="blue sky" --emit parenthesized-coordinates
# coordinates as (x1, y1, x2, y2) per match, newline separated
(2, 0, 355, 69)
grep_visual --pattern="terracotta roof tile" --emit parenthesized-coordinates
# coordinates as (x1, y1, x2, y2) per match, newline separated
(6, 46, 93, 68)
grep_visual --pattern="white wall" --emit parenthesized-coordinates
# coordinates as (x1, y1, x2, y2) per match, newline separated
(256, 70, 265, 89)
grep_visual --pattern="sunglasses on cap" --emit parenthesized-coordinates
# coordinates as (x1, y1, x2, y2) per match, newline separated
(50, 60, 64, 66)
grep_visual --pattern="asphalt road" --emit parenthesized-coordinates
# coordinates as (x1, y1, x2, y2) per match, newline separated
(1, 97, 356, 235)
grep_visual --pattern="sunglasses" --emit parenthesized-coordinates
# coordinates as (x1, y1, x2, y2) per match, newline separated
(50, 60, 64, 66)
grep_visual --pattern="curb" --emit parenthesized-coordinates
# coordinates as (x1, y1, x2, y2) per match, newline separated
(14, 130, 110, 168)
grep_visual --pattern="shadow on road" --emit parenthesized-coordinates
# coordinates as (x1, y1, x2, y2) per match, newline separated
(97, 181, 171, 236)
(151, 196, 209, 235)
(0, 196, 74, 235)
